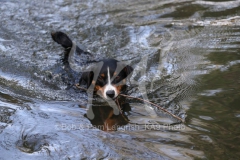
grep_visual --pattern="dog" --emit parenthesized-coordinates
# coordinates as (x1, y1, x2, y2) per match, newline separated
(51, 31, 133, 131)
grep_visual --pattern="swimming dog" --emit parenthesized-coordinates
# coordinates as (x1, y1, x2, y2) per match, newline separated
(51, 31, 133, 131)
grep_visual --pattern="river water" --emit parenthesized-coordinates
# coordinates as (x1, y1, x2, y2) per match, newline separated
(0, 0, 240, 159)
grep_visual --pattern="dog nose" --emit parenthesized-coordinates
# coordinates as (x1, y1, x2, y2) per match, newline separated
(106, 90, 115, 98)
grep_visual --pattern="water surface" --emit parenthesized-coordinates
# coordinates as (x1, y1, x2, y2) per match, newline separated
(0, 0, 240, 159)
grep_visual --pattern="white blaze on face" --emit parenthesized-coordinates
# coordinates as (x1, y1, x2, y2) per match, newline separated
(103, 67, 117, 99)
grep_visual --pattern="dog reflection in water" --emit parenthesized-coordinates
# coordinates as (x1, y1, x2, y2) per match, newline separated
(52, 31, 133, 131)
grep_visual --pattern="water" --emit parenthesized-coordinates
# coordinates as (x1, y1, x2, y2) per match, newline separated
(0, 0, 240, 159)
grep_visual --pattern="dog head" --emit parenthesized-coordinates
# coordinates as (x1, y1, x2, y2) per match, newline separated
(80, 59, 133, 100)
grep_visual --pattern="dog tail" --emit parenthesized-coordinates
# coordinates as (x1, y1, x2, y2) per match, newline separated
(51, 31, 92, 64)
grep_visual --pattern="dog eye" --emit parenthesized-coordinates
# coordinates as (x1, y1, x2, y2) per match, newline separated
(114, 76, 121, 82)
(98, 76, 104, 81)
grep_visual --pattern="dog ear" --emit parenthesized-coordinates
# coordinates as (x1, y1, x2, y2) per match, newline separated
(124, 65, 133, 78)
(79, 71, 94, 88)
